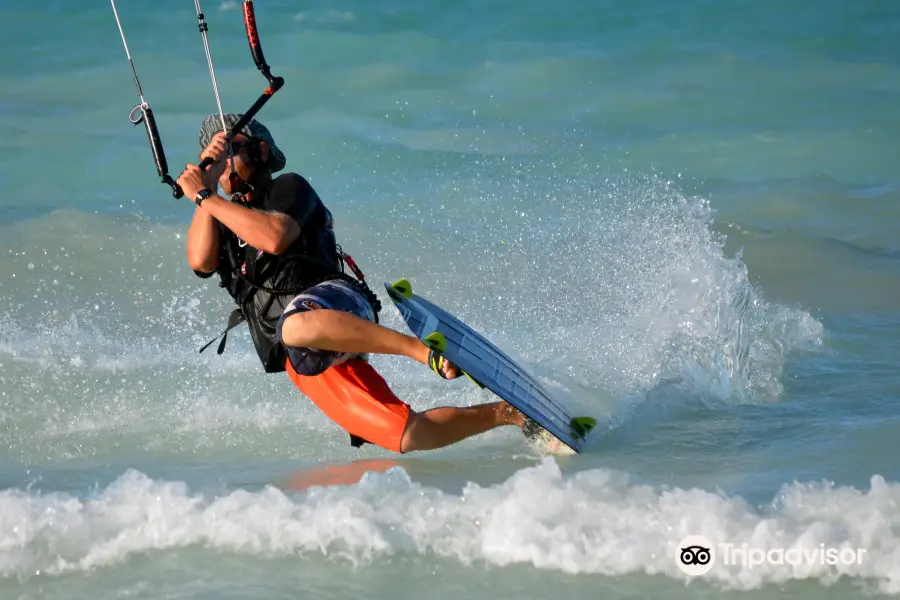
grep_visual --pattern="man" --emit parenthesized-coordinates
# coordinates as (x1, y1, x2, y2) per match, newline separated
(176, 113, 545, 453)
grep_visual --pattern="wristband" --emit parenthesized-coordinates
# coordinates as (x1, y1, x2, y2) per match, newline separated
(194, 188, 213, 207)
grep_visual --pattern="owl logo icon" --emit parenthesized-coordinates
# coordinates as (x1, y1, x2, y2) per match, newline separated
(676, 535, 715, 576)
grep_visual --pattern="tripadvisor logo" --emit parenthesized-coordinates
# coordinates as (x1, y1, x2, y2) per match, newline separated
(675, 535, 867, 576)
(677, 535, 715, 576)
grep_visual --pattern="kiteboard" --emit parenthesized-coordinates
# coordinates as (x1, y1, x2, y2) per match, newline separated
(385, 278, 596, 455)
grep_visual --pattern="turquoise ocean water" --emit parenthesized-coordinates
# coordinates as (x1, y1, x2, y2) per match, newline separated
(2, 0, 899, 597)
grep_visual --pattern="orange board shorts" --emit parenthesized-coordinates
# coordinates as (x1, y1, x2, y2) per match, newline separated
(277, 279, 412, 453)
(285, 357, 412, 453)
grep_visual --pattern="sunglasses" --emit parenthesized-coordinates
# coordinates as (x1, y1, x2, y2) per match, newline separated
(229, 140, 253, 153)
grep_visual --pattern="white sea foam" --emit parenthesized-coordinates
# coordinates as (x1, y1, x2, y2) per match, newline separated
(1, 461, 897, 593)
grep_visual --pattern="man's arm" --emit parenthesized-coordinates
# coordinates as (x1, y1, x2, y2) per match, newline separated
(185, 133, 228, 273)
(186, 206, 221, 273)
(188, 172, 318, 259)
(195, 194, 300, 255)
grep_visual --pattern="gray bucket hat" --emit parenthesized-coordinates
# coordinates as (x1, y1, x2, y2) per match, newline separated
(198, 113, 286, 173)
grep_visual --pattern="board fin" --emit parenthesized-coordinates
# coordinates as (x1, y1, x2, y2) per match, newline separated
(424, 331, 485, 388)
(570, 416, 596, 439)
(423, 331, 446, 351)
(389, 278, 413, 299)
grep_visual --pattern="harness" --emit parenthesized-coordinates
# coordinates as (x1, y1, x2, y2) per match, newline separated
(197, 197, 382, 373)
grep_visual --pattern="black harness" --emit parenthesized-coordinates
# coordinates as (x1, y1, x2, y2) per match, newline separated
(197, 191, 381, 373)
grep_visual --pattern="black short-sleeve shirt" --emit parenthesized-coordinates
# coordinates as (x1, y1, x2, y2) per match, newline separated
(194, 173, 340, 281)
(263, 172, 319, 231)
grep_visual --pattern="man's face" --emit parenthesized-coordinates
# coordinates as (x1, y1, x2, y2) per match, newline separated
(219, 134, 270, 195)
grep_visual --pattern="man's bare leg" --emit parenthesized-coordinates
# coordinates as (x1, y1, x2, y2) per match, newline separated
(281, 308, 529, 451)
(281, 309, 444, 373)
(400, 401, 525, 452)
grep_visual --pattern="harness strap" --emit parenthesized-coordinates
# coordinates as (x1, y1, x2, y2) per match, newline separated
(198, 308, 246, 355)
(349, 434, 369, 447)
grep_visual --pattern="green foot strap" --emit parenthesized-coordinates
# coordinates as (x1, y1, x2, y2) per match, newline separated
(428, 350, 454, 380)
(570, 416, 597, 439)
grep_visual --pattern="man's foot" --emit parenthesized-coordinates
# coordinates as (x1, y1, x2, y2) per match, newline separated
(505, 402, 574, 456)
(523, 417, 574, 455)
(428, 350, 461, 379)
(500, 401, 526, 427)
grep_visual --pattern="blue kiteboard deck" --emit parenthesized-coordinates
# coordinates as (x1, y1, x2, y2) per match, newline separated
(385, 278, 595, 454)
